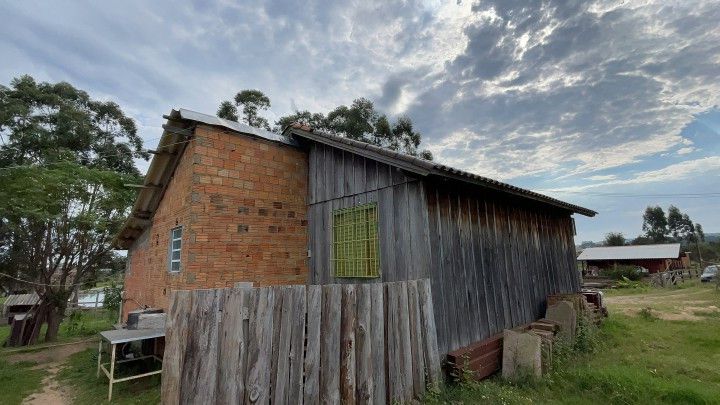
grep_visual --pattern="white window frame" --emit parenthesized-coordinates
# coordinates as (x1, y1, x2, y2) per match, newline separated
(169, 226, 183, 273)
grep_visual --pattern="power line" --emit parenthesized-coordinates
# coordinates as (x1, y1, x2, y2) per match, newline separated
(0, 271, 89, 287)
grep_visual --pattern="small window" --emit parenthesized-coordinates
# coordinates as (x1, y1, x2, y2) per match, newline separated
(169, 226, 182, 272)
(332, 202, 380, 278)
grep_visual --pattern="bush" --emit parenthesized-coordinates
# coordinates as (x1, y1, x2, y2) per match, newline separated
(603, 265, 642, 281)
(103, 282, 123, 312)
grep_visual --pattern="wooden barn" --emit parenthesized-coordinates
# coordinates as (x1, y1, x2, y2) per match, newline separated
(578, 243, 689, 274)
(117, 109, 596, 357)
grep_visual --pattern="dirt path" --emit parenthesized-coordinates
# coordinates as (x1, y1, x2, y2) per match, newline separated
(5, 340, 95, 405)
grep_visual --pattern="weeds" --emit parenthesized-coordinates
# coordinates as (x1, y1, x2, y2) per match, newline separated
(638, 307, 658, 321)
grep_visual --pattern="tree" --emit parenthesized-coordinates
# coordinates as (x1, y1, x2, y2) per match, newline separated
(274, 110, 327, 133)
(667, 205, 695, 241)
(695, 223, 705, 242)
(277, 98, 434, 160)
(216, 100, 238, 122)
(642, 206, 668, 243)
(603, 232, 626, 246)
(217, 89, 272, 130)
(0, 75, 145, 342)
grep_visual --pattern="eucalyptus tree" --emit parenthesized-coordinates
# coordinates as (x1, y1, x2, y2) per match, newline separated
(0, 75, 145, 341)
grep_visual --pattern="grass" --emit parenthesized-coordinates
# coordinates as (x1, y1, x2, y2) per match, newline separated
(1, 309, 116, 353)
(56, 348, 161, 405)
(426, 282, 720, 404)
(0, 358, 46, 405)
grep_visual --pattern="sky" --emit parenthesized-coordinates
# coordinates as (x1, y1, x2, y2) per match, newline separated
(1, 0, 718, 243)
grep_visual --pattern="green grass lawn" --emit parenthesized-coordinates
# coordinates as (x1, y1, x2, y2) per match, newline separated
(2, 283, 718, 404)
(56, 348, 161, 405)
(0, 358, 46, 405)
(427, 282, 720, 404)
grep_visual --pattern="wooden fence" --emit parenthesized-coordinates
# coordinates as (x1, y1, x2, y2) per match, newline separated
(161, 279, 440, 404)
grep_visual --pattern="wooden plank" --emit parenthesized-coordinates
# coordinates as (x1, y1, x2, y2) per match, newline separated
(370, 283, 386, 405)
(480, 200, 502, 335)
(407, 181, 427, 280)
(397, 282, 414, 402)
(288, 286, 307, 403)
(378, 185, 395, 281)
(366, 159, 378, 192)
(406, 280, 426, 398)
(492, 202, 512, 329)
(303, 285, 322, 404)
(216, 288, 249, 404)
(344, 152, 355, 196)
(309, 143, 317, 204)
(323, 144, 333, 203)
(356, 284, 373, 404)
(333, 147, 345, 199)
(245, 287, 275, 404)
(437, 190, 459, 352)
(179, 289, 222, 404)
(385, 282, 402, 402)
(320, 285, 341, 404)
(393, 182, 410, 282)
(161, 290, 191, 405)
(272, 287, 293, 405)
(469, 198, 491, 340)
(425, 185, 448, 356)
(417, 278, 441, 386)
(460, 195, 482, 343)
(340, 285, 357, 405)
(354, 153, 366, 196)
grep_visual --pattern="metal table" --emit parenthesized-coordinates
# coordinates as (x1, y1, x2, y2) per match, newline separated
(97, 328, 165, 401)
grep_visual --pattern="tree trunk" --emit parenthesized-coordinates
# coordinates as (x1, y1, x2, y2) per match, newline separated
(44, 305, 65, 342)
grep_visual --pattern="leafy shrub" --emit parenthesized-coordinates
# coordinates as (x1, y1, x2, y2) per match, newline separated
(616, 276, 648, 290)
(604, 265, 643, 281)
(103, 282, 123, 312)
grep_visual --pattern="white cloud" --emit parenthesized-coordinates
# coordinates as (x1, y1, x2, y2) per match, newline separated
(677, 147, 695, 155)
(542, 156, 720, 193)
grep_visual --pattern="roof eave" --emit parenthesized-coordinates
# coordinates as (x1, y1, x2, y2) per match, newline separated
(284, 126, 597, 217)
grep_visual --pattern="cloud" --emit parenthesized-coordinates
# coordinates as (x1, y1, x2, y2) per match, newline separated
(397, 0, 720, 180)
(677, 147, 695, 155)
(585, 175, 617, 182)
(543, 156, 720, 193)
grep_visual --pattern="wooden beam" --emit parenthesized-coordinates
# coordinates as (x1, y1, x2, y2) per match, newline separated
(162, 124, 193, 137)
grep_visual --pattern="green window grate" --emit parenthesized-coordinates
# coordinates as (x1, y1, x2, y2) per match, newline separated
(332, 202, 380, 278)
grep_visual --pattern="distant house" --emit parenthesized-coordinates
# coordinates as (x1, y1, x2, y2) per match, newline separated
(115, 108, 596, 355)
(577, 243, 690, 274)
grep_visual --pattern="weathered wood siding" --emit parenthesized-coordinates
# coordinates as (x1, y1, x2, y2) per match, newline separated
(161, 280, 441, 404)
(306, 142, 580, 356)
(426, 181, 580, 355)
(307, 143, 432, 284)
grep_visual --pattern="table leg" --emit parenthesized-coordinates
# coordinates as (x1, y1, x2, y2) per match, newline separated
(97, 340, 102, 378)
(109, 343, 116, 401)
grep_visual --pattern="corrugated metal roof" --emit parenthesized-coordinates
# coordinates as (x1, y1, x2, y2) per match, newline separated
(177, 109, 296, 146)
(577, 244, 681, 260)
(115, 108, 597, 248)
(3, 293, 39, 308)
(284, 124, 597, 217)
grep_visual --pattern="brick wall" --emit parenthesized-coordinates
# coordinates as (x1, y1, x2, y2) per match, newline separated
(123, 125, 309, 317)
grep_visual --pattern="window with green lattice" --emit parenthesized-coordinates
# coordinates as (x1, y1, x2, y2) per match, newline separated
(332, 202, 380, 278)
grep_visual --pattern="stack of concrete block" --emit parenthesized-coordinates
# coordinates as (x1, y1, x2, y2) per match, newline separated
(501, 328, 542, 381)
